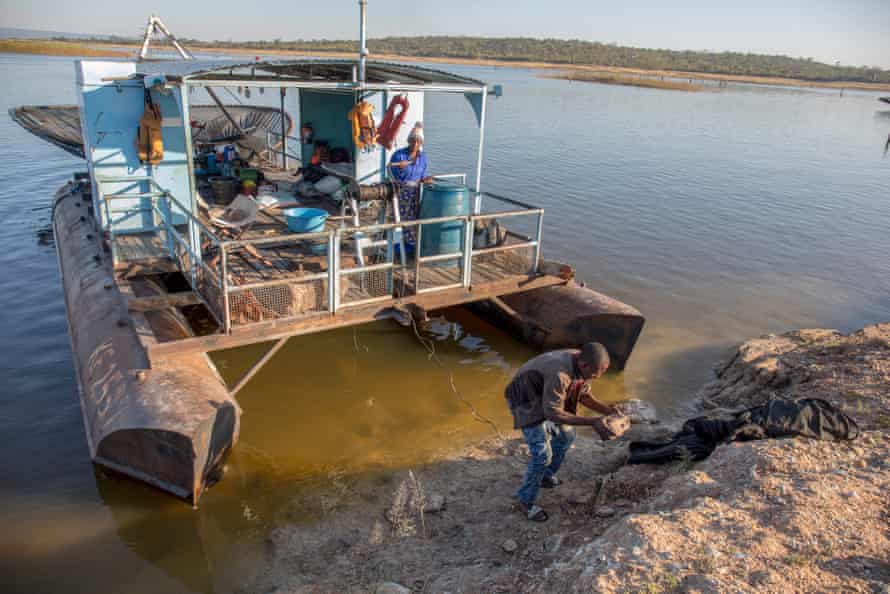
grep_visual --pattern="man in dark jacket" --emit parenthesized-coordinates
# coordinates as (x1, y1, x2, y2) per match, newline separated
(505, 342, 624, 521)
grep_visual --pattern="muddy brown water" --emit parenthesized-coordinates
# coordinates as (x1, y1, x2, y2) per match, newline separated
(1, 53, 888, 593)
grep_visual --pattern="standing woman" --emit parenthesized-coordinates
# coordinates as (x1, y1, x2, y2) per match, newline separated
(389, 122, 432, 249)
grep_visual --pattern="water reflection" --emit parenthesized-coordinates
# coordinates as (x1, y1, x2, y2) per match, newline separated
(91, 312, 621, 594)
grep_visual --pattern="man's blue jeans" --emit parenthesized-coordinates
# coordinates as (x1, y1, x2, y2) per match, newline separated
(516, 421, 576, 506)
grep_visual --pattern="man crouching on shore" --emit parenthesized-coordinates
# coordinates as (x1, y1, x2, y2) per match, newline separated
(505, 342, 627, 522)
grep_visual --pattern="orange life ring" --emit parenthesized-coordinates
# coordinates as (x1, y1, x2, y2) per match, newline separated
(377, 95, 410, 150)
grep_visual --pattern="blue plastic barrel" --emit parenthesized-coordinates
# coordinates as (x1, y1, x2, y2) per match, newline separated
(418, 181, 470, 266)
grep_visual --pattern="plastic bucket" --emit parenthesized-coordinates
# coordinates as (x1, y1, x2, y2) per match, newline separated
(208, 176, 239, 205)
(283, 208, 328, 255)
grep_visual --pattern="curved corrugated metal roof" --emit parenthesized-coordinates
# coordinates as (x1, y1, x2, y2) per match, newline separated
(135, 58, 487, 89)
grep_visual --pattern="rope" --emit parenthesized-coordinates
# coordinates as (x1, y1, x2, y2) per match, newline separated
(407, 314, 504, 440)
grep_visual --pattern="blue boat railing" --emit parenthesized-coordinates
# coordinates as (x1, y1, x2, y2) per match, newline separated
(96, 176, 544, 335)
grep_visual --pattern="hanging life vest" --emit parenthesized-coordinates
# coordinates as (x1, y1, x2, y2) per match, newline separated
(136, 90, 164, 165)
(347, 100, 377, 150)
(376, 95, 410, 150)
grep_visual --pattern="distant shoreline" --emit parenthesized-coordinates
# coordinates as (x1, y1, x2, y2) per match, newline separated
(3, 38, 890, 92)
(542, 70, 706, 92)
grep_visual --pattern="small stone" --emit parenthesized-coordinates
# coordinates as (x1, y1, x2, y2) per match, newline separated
(543, 534, 565, 553)
(748, 570, 769, 586)
(502, 539, 518, 553)
(424, 495, 446, 513)
(595, 506, 616, 517)
(566, 490, 594, 505)
(679, 573, 719, 593)
(842, 491, 858, 499)
(375, 582, 411, 594)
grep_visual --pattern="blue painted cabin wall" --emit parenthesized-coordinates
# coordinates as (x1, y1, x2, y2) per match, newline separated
(77, 60, 193, 232)
(298, 90, 423, 186)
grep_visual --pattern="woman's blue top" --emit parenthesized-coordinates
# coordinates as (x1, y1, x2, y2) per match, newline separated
(389, 148, 428, 184)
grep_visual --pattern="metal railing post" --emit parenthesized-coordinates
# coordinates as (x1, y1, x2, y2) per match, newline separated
(414, 222, 423, 295)
(327, 231, 336, 313)
(332, 229, 341, 312)
(532, 211, 544, 274)
(161, 192, 175, 258)
(221, 244, 231, 333)
(462, 216, 474, 288)
(102, 192, 118, 265)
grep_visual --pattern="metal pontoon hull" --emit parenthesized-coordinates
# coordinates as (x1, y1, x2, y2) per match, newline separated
(468, 281, 645, 370)
(53, 181, 240, 503)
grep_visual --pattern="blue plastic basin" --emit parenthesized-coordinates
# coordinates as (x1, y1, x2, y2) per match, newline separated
(283, 207, 328, 233)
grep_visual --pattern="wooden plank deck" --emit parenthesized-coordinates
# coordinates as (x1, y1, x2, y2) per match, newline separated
(114, 232, 170, 262)
(121, 173, 553, 358)
(145, 271, 566, 358)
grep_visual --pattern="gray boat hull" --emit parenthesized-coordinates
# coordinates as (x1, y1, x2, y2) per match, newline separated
(468, 281, 645, 370)
(53, 181, 239, 504)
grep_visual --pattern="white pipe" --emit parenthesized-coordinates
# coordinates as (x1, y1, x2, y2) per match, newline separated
(138, 16, 155, 61)
(358, 0, 368, 83)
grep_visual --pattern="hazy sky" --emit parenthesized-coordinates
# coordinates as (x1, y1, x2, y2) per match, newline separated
(2, 0, 888, 68)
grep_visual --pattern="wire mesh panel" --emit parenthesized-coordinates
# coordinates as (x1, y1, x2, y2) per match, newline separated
(416, 258, 463, 292)
(472, 245, 535, 286)
(192, 226, 225, 324)
(470, 208, 539, 285)
(223, 232, 333, 326)
(336, 227, 399, 307)
(228, 278, 328, 326)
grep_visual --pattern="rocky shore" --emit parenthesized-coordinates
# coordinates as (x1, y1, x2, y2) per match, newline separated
(259, 324, 889, 594)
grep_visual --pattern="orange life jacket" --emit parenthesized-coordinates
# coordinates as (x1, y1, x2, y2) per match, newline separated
(136, 100, 163, 165)
(347, 100, 377, 150)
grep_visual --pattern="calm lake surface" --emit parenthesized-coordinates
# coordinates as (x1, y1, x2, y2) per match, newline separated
(2, 53, 888, 593)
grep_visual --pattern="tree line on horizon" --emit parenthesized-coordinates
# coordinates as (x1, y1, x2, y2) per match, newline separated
(79, 34, 889, 84)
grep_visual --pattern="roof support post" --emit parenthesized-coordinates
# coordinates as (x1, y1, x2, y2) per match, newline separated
(180, 84, 203, 284)
(473, 88, 488, 214)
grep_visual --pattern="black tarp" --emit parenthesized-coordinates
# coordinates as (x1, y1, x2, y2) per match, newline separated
(628, 398, 860, 465)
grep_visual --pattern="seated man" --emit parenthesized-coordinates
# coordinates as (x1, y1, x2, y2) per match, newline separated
(505, 342, 628, 522)
(389, 122, 432, 249)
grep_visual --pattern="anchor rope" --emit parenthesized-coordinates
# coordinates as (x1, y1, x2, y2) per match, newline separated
(406, 314, 504, 440)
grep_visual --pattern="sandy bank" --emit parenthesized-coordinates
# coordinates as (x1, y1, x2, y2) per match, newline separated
(250, 323, 888, 593)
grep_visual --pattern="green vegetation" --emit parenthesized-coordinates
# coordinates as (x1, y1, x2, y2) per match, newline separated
(546, 70, 704, 92)
(168, 35, 890, 84)
(25, 33, 889, 85)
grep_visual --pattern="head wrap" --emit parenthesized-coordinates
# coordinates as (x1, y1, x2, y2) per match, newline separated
(407, 121, 424, 143)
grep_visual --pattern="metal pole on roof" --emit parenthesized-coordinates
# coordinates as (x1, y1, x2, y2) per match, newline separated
(358, 0, 368, 83)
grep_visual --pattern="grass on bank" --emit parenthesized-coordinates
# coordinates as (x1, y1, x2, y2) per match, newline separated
(545, 69, 705, 91)
(0, 39, 128, 58)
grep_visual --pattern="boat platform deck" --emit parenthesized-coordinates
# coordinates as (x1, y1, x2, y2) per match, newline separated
(108, 173, 565, 358)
